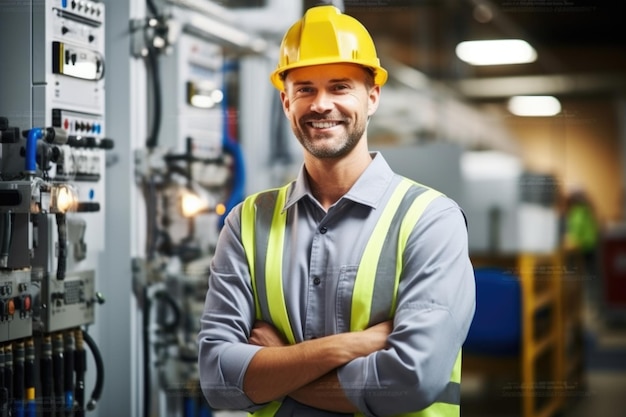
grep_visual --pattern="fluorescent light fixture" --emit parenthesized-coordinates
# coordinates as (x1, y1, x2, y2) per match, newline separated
(455, 39, 537, 65)
(507, 95, 562, 116)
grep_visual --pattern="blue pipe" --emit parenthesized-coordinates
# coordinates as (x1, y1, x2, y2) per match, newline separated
(25, 128, 44, 173)
(219, 60, 245, 229)
(183, 397, 196, 417)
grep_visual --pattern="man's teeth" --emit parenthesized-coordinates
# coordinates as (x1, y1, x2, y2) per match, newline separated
(311, 121, 338, 129)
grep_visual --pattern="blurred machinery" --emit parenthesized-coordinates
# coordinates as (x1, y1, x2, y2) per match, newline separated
(128, 1, 299, 416)
(0, 0, 110, 415)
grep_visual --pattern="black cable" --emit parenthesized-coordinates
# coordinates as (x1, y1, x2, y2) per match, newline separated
(142, 286, 151, 417)
(155, 289, 181, 334)
(63, 333, 75, 417)
(146, 0, 159, 17)
(4, 345, 12, 417)
(0, 213, 11, 268)
(73, 330, 85, 417)
(81, 331, 103, 411)
(55, 214, 67, 280)
(25, 339, 35, 417)
(12, 341, 24, 417)
(52, 334, 64, 417)
(0, 346, 7, 417)
(40, 337, 53, 417)
(145, 45, 162, 149)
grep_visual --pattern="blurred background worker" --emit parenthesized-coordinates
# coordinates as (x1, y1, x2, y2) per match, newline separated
(197, 5, 475, 417)
(564, 188, 601, 309)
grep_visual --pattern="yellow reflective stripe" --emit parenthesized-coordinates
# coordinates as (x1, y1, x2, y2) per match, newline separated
(265, 185, 296, 345)
(451, 350, 462, 384)
(351, 179, 413, 331)
(391, 188, 442, 313)
(242, 193, 262, 320)
(248, 400, 282, 417)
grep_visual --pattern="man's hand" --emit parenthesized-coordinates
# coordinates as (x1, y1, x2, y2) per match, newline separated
(249, 321, 288, 347)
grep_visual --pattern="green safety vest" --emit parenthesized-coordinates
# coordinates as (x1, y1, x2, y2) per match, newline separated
(241, 178, 462, 417)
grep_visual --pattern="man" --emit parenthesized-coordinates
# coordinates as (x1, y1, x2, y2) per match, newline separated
(198, 5, 475, 416)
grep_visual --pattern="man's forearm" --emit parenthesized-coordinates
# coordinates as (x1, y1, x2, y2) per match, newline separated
(288, 371, 358, 413)
(243, 332, 357, 404)
(244, 320, 392, 405)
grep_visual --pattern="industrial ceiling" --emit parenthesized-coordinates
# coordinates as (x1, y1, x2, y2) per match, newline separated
(342, 0, 626, 101)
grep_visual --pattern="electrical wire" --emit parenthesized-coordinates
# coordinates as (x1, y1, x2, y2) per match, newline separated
(145, 45, 162, 149)
(52, 334, 64, 417)
(40, 336, 53, 417)
(0, 213, 12, 268)
(63, 333, 75, 417)
(0, 346, 7, 417)
(82, 331, 103, 411)
(4, 345, 12, 417)
(55, 214, 67, 280)
(73, 330, 85, 417)
(146, 0, 158, 17)
(12, 341, 24, 417)
(155, 289, 181, 334)
(24, 339, 35, 417)
(142, 286, 152, 417)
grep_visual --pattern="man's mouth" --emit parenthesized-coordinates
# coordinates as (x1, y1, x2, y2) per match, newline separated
(309, 120, 341, 129)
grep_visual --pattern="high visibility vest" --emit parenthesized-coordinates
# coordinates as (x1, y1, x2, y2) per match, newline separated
(241, 178, 462, 417)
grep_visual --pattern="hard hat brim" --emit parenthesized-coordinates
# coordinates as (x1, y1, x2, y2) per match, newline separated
(270, 59, 388, 91)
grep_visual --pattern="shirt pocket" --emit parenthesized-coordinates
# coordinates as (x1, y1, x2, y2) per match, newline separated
(335, 265, 358, 333)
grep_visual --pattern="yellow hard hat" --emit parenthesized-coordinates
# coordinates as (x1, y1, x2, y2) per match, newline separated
(270, 5, 388, 91)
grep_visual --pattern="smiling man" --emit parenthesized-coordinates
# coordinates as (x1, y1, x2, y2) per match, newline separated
(197, 5, 476, 417)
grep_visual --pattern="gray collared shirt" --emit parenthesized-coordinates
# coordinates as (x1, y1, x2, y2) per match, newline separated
(198, 152, 476, 416)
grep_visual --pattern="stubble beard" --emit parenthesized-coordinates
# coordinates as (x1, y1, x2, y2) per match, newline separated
(295, 118, 366, 160)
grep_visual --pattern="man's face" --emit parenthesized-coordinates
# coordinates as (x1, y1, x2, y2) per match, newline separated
(280, 63, 380, 160)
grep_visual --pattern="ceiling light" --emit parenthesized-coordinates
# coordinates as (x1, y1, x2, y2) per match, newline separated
(507, 95, 562, 117)
(455, 39, 537, 65)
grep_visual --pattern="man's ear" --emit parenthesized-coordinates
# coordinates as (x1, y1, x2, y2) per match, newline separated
(280, 90, 290, 116)
(368, 85, 381, 117)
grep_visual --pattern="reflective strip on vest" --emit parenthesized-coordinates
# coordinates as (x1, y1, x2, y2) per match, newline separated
(241, 179, 461, 417)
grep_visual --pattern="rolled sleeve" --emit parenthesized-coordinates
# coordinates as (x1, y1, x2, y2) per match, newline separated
(338, 197, 476, 416)
(197, 206, 266, 411)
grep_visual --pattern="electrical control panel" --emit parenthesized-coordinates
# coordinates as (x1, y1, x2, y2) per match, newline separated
(0, 0, 107, 339)
(37, 269, 97, 333)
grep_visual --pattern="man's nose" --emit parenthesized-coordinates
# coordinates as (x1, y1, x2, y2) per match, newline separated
(310, 91, 333, 113)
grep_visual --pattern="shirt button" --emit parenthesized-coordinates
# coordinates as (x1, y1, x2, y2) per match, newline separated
(319, 226, 327, 234)
(313, 277, 321, 285)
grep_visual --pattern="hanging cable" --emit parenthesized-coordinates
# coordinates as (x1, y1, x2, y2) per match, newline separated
(145, 44, 162, 149)
(82, 331, 103, 411)
(73, 330, 85, 417)
(55, 213, 67, 280)
(155, 289, 181, 334)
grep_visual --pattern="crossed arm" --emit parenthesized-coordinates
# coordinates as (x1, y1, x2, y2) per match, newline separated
(243, 320, 393, 412)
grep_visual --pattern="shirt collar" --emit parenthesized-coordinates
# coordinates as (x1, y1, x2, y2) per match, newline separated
(284, 151, 395, 211)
